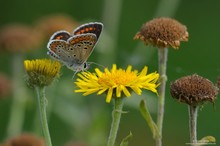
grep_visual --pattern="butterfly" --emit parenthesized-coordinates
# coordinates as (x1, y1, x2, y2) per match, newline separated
(47, 22, 103, 73)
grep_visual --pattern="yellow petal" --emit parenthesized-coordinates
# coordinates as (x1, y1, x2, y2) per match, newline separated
(139, 66, 148, 77)
(122, 86, 131, 97)
(106, 88, 113, 103)
(95, 68, 103, 77)
(126, 65, 132, 73)
(116, 85, 123, 97)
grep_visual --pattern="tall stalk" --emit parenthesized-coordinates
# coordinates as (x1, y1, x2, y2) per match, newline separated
(7, 54, 26, 137)
(188, 106, 198, 146)
(35, 86, 52, 146)
(156, 48, 168, 146)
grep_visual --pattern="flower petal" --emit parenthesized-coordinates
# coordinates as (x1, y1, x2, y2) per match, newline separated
(106, 88, 113, 103)
(74, 64, 159, 103)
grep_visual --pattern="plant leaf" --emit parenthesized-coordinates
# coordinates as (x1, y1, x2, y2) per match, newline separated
(195, 136, 216, 146)
(139, 99, 160, 139)
(119, 132, 133, 146)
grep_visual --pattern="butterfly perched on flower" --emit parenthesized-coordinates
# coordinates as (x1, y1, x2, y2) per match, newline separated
(47, 22, 103, 73)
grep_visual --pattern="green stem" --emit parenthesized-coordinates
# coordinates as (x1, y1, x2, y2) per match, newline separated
(35, 86, 52, 146)
(188, 105, 198, 146)
(7, 54, 26, 137)
(156, 48, 168, 146)
(107, 98, 124, 146)
(100, 0, 123, 65)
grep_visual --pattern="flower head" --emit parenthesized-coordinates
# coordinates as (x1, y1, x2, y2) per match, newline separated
(35, 14, 78, 40)
(170, 74, 218, 106)
(2, 133, 45, 146)
(134, 17, 188, 49)
(75, 64, 159, 103)
(24, 59, 61, 87)
(0, 24, 43, 53)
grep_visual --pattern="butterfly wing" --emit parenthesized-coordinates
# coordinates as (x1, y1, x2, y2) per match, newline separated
(49, 30, 71, 41)
(66, 33, 97, 64)
(47, 22, 102, 71)
(47, 34, 97, 71)
(47, 40, 73, 64)
(73, 22, 103, 40)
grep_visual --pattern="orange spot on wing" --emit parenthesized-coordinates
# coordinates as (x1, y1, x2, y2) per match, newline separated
(50, 43, 58, 52)
(56, 36, 63, 40)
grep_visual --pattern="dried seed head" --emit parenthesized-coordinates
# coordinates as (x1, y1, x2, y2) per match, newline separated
(134, 17, 188, 49)
(2, 133, 45, 146)
(35, 14, 78, 40)
(0, 24, 43, 53)
(170, 74, 218, 106)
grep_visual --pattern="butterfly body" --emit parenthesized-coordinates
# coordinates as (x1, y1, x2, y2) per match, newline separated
(47, 22, 103, 72)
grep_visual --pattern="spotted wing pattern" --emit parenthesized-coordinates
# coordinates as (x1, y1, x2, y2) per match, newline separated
(73, 22, 103, 40)
(47, 33, 97, 71)
(49, 30, 71, 41)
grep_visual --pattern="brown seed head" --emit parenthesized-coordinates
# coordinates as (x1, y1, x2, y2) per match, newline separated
(35, 14, 79, 40)
(0, 24, 43, 53)
(134, 17, 188, 49)
(170, 74, 218, 106)
(2, 133, 45, 146)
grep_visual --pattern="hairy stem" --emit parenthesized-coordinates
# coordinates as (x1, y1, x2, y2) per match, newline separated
(188, 105, 198, 146)
(35, 86, 52, 146)
(107, 98, 124, 146)
(156, 48, 168, 146)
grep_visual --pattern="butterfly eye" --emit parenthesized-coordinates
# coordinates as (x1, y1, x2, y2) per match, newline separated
(84, 63, 87, 69)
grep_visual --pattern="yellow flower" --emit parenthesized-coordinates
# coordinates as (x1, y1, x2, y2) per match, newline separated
(75, 64, 160, 103)
(24, 59, 61, 87)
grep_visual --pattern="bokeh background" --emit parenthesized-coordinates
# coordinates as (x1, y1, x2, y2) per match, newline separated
(0, 0, 220, 146)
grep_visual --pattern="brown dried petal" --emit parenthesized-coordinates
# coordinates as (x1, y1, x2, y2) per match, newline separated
(134, 17, 188, 49)
(170, 74, 218, 106)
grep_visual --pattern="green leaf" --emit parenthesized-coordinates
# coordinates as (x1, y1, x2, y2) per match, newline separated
(139, 99, 160, 139)
(119, 132, 133, 146)
(195, 136, 216, 146)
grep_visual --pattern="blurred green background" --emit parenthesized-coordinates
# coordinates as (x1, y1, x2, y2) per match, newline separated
(0, 0, 220, 146)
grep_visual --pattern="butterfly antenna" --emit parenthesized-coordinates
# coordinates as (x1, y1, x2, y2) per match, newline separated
(88, 62, 105, 69)
(72, 70, 79, 79)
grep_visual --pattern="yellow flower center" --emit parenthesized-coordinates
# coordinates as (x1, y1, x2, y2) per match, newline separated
(98, 70, 137, 87)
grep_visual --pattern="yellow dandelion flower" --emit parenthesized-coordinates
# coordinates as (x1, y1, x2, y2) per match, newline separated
(24, 59, 61, 87)
(75, 64, 160, 103)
